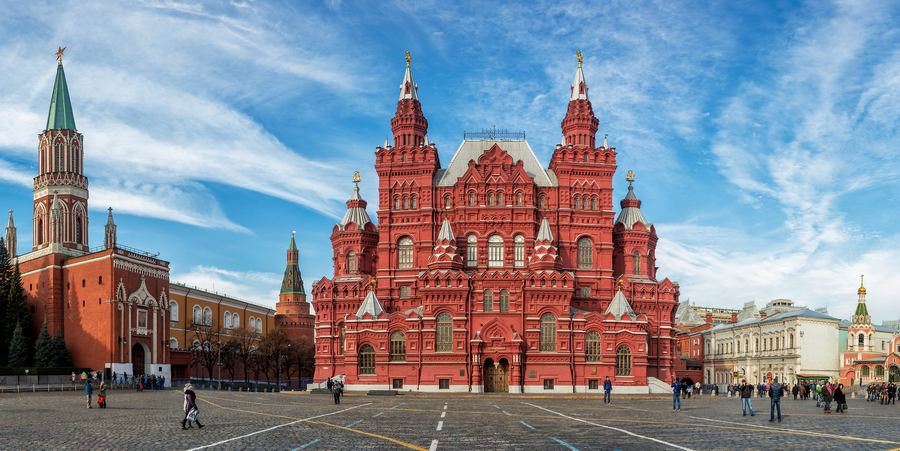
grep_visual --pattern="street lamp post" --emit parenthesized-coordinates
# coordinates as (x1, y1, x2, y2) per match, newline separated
(278, 344, 291, 393)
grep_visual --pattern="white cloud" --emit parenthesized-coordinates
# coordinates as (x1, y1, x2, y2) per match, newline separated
(169, 265, 282, 309)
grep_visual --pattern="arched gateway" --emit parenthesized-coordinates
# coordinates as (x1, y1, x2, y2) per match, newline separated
(483, 358, 510, 392)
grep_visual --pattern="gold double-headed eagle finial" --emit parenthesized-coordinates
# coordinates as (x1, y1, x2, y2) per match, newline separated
(353, 171, 361, 184)
(55, 46, 66, 65)
(576, 51, 583, 68)
(626, 170, 635, 184)
(405, 51, 411, 68)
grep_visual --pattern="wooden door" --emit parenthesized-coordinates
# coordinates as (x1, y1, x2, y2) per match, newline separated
(499, 360, 509, 392)
(132, 344, 145, 376)
(484, 360, 496, 392)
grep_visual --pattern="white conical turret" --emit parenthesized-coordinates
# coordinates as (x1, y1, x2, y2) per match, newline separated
(399, 51, 418, 101)
(5, 210, 16, 258)
(570, 51, 590, 101)
(104, 207, 117, 249)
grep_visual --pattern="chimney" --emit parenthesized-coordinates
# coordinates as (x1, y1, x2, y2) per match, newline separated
(706, 313, 713, 324)
(731, 313, 738, 323)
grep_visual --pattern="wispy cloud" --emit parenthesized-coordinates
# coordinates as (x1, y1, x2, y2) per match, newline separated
(170, 265, 282, 308)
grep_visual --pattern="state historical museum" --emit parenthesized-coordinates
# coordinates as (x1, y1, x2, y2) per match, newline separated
(312, 54, 681, 393)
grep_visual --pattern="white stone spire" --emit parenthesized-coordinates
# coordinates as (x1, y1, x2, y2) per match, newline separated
(602, 134, 609, 148)
(536, 217, 554, 242)
(570, 56, 590, 101)
(399, 52, 418, 101)
(604, 289, 637, 321)
(356, 288, 385, 318)
(104, 207, 117, 250)
(5, 210, 16, 258)
(383, 137, 389, 148)
(437, 218, 454, 241)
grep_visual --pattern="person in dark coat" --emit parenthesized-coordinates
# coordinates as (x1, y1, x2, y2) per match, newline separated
(739, 380, 754, 416)
(768, 377, 783, 422)
(181, 383, 204, 429)
(332, 381, 341, 405)
(792, 384, 799, 400)
(821, 382, 834, 413)
(85, 380, 93, 409)
(834, 384, 847, 413)
(327, 378, 334, 392)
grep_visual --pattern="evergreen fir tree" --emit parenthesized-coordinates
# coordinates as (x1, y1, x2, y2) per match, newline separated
(51, 329, 71, 367)
(7, 323, 29, 367)
(6, 263, 29, 350)
(34, 321, 53, 367)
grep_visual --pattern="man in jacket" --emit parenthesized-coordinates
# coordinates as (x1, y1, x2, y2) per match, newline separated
(821, 381, 834, 413)
(671, 378, 682, 412)
(768, 377, 783, 422)
(739, 380, 754, 416)
(603, 376, 612, 405)
(792, 384, 799, 400)
(85, 380, 93, 409)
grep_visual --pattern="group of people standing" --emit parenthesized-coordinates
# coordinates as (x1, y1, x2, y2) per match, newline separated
(327, 378, 344, 404)
(133, 374, 166, 391)
(866, 382, 897, 404)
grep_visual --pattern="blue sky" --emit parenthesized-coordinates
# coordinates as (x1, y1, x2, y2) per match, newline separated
(1, 0, 899, 321)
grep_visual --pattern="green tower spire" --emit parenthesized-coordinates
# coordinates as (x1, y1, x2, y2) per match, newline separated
(45, 61, 76, 132)
(280, 233, 304, 295)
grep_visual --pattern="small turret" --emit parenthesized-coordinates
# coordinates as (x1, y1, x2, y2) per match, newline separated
(5, 210, 16, 258)
(104, 208, 117, 250)
(528, 218, 559, 269)
(428, 218, 463, 269)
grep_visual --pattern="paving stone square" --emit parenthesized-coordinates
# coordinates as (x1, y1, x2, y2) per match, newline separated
(1, 389, 899, 450)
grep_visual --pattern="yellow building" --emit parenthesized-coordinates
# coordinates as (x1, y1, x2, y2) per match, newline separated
(167, 282, 276, 379)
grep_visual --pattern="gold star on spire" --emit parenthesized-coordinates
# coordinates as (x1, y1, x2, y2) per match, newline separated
(55, 46, 66, 65)
(576, 51, 583, 68)
(405, 51, 411, 68)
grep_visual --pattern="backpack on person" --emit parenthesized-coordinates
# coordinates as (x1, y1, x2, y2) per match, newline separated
(98, 394, 106, 408)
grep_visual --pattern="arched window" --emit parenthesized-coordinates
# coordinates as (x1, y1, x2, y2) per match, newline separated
(192, 305, 202, 324)
(445, 195, 452, 209)
(359, 344, 376, 374)
(488, 235, 504, 267)
(488, 193, 495, 206)
(203, 307, 212, 326)
(75, 216, 82, 244)
(591, 197, 597, 210)
(411, 196, 417, 209)
(339, 324, 345, 355)
(514, 235, 525, 267)
(540, 313, 556, 352)
(38, 219, 43, 244)
(232, 313, 239, 328)
(169, 301, 178, 322)
(469, 192, 476, 206)
(256, 318, 263, 331)
(540, 195, 546, 209)
(586, 331, 601, 362)
(56, 143, 63, 171)
(516, 192, 523, 206)
(467, 235, 478, 267)
(574, 196, 581, 210)
(403, 196, 409, 210)
(390, 331, 406, 361)
(500, 289, 509, 312)
(498, 192, 504, 205)
(348, 251, 357, 274)
(875, 365, 885, 377)
(859, 333, 865, 347)
(578, 237, 593, 269)
(394, 197, 400, 210)
(73, 146, 78, 173)
(484, 290, 493, 312)
(248, 316, 255, 330)
(436, 313, 452, 352)
(224, 311, 232, 329)
(861, 366, 870, 377)
(633, 252, 641, 275)
(169, 338, 178, 349)
(398, 237, 414, 269)
(616, 345, 632, 376)
(192, 340, 202, 350)
(402, 153, 408, 162)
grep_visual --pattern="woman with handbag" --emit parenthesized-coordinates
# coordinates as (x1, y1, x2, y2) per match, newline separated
(835, 383, 847, 413)
(181, 383, 204, 430)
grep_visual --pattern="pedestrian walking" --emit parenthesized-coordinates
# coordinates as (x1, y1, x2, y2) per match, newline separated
(603, 376, 613, 405)
(739, 380, 754, 416)
(821, 382, 834, 413)
(85, 379, 93, 409)
(81, 371, 87, 383)
(181, 383, 203, 429)
(332, 381, 341, 405)
(327, 378, 334, 392)
(835, 383, 847, 413)
(671, 378, 682, 412)
(768, 377, 783, 422)
(792, 384, 799, 400)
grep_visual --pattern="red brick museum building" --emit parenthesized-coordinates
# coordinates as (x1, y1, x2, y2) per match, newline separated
(311, 55, 682, 393)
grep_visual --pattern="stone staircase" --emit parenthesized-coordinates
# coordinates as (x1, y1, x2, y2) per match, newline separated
(647, 376, 672, 394)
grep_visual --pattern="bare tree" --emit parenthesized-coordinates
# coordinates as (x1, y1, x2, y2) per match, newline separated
(260, 327, 293, 389)
(283, 336, 314, 388)
(188, 318, 224, 384)
(227, 326, 260, 383)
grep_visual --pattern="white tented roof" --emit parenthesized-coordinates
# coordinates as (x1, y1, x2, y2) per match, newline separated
(604, 290, 637, 321)
(355, 290, 384, 318)
(434, 140, 555, 187)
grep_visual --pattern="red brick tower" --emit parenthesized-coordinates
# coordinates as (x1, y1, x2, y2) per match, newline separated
(33, 49, 89, 254)
(275, 234, 315, 343)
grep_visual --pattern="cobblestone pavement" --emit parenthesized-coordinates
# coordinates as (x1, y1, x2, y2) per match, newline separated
(2, 390, 900, 450)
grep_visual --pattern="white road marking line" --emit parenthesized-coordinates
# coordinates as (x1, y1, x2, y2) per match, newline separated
(429, 439, 439, 451)
(443, 405, 448, 410)
(186, 403, 371, 451)
(436, 420, 443, 431)
(689, 416, 899, 443)
(524, 403, 694, 451)
(440, 411, 446, 418)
